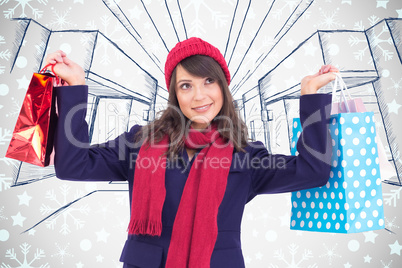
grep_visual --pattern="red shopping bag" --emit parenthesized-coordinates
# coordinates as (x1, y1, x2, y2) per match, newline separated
(6, 64, 60, 167)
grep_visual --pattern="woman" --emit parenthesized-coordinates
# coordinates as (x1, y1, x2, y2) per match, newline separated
(46, 37, 338, 268)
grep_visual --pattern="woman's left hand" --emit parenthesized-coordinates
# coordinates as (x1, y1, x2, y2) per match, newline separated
(300, 65, 339, 95)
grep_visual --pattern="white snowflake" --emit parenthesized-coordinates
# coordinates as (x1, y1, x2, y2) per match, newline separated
(0, 35, 11, 75)
(315, 7, 344, 29)
(319, 243, 341, 264)
(1, 0, 48, 20)
(0, 206, 8, 221)
(51, 243, 73, 265)
(370, 25, 394, 61)
(5, 97, 21, 119)
(39, 184, 90, 235)
(388, 78, 401, 95)
(0, 127, 12, 145)
(272, 0, 300, 20)
(47, 7, 76, 30)
(1, 242, 49, 268)
(383, 187, 401, 207)
(381, 260, 393, 268)
(271, 243, 317, 268)
(385, 216, 400, 232)
(0, 174, 12, 192)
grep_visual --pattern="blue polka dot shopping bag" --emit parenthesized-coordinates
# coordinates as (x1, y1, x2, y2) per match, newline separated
(290, 74, 384, 233)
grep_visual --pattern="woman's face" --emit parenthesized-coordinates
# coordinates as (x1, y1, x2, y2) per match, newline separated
(175, 64, 223, 130)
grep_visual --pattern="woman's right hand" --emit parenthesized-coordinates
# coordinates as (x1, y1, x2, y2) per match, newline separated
(44, 50, 86, 86)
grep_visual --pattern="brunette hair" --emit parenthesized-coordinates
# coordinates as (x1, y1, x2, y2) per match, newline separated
(136, 55, 248, 158)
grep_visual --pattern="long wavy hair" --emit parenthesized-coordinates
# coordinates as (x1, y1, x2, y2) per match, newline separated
(135, 55, 248, 158)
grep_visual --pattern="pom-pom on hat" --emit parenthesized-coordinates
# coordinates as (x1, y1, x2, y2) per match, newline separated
(164, 37, 230, 91)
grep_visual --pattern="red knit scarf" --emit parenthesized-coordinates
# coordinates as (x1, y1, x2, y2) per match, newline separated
(128, 125, 233, 267)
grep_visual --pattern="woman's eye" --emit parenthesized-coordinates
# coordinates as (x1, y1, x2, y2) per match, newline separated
(180, 83, 191, 90)
(206, 78, 215, 84)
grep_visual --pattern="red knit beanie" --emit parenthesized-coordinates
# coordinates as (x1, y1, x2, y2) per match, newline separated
(165, 37, 231, 91)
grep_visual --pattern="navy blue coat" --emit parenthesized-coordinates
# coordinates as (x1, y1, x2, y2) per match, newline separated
(54, 85, 332, 268)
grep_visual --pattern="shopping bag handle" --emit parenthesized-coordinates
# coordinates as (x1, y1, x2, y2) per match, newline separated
(331, 73, 352, 113)
(40, 64, 61, 85)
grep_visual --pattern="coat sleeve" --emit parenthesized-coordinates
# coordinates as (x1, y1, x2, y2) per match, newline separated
(54, 85, 142, 181)
(250, 93, 332, 195)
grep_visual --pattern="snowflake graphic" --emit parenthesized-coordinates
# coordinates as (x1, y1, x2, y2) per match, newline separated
(272, 0, 300, 20)
(271, 243, 317, 268)
(51, 243, 73, 265)
(0, 174, 12, 192)
(0, 35, 11, 75)
(82, 15, 131, 66)
(0, 206, 8, 221)
(319, 243, 341, 265)
(1, 242, 49, 268)
(0, 127, 12, 145)
(369, 25, 394, 61)
(47, 7, 76, 30)
(388, 78, 401, 96)
(383, 187, 401, 207)
(381, 260, 393, 268)
(39, 184, 90, 235)
(385, 216, 400, 232)
(5, 97, 22, 119)
(1, 0, 47, 20)
(315, 7, 344, 29)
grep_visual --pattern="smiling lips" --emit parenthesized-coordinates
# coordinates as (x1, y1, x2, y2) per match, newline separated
(193, 103, 212, 112)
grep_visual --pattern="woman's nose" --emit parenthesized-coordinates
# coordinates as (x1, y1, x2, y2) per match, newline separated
(193, 84, 206, 100)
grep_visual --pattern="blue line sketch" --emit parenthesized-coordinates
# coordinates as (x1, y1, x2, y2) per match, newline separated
(7, 3, 401, 233)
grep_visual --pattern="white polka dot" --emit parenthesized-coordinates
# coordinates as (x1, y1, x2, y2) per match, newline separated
(327, 202, 332, 209)
(366, 179, 371, 187)
(353, 180, 359, 188)
(340, 117, 345, 124)
(365, 116, 370, 123)
(352, 117, 359, 124)
(334, 181, 339, 189)
(339, 192, 343, 200)
(302, 202, 306, 208)
(354, 202, 360, 209)
(0, 84, 9, 96)
(350, 213, 355, 220)
(319, 202, 324, 209)
(359, 127, 366, 134)
(337, 150, 341, 157)
(360, 169, 366, 177)
(326, 222, 331, 229)
(371, 126, 375, 133)
(323, 192, 328, 199)
(355, 222, 361, 229)
(332, 213, 336, 220)
(346, 128, 353, 135)
(335, 223, 340, 230)
(315, 192, 319, 198)
(340, 213, 344, 220)
(265, 230, 278, 242)
(377, 199, 383, 206)
(0, 229, 10, 242)
(336, 203, 340, 210)
(375, 157, 379, 164)
(296, 191, 301, 198)
(353, 138, 360, 145)
(367, 220, 373, 228)
(297, 211, 301, 218)
(366, 158, 372, 166)
(353, 159, 360, 167)
(308, 221, 313, 228)
(317, 222, 322, 229)
(291, 220, 296, 227)
(297, 131, 301, 138)
(330, 171, 334, 178)
(323, 213, 328, 220)
(371, 189, 376, 196)
(348, 192, 354, 199)
(379, 219, 384, 226)
(326, 182, 330, 189)
(360, 148, 366, 156)
(347, 170, 353, 178)
(333, 160, 338, 167)
(306, 191, 311, 198)
(16, 56, 27, 68)
(372, 147, 376, 155)
(347, 149, 354, 156)
(373, 210, 378, 217)
(366, 200, 371, 208)
(340, 139, 346, 146)
(345, 223, 350, 230)
(306, 212, 310, 219)
(360, 190, 365, 198)
(366, 137, 371, 144)
(311, 202, 315, 209)
(372, 168, 377, 176)
(331, 192, 335, 199)
(80, 239, 92, 251)
(376, 178, 381, 185)
(341, 160, 347, 168)
(292, 141, 295, 148)
(314, 212, 319, 219)
(293, 201, 298, 208)
(360, 212, 366, 219)
(332, 139, 335, 146)
(382, 69, 390, 77)
(332, 118, 336, 125)
(343, 182, 347, 189)
(294, 121, 298, 128)
(335, 128, 339, 135)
